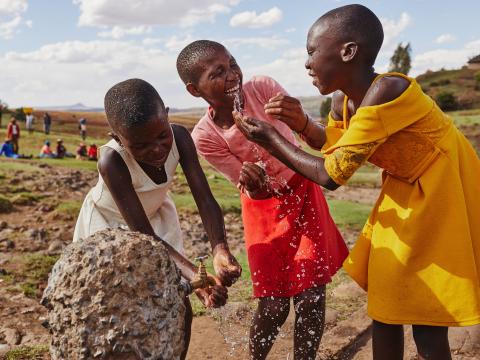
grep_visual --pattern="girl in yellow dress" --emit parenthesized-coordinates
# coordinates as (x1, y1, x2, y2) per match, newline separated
(234, 4, 480, 360)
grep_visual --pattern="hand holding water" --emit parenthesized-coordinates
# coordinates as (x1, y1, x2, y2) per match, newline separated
(264, 92, 309, 133)
(213, 243, 242, 287)
(194, 274, 228, 308)
(233, 110, 277, 146)
(239, 162, 266, 192)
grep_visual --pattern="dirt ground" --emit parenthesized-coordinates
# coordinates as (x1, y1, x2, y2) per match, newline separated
(0, 162, 479, 359)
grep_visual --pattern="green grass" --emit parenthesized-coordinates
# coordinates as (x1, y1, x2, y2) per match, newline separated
(3, 253, 59, 298)
(449, 109, 480, 126)
(55, 200, 82, 218)
(10, 192, 42, 205)
(36, 157, 98, 171)
(190, 251, 252, 316)
(0, 159, 40, 172)
(172, 165, 241, 214)
(327, 199, 371, 231)
(347, 165, 382, 187)
(0, 194, 13, 213)
(5, 344, 50, 360)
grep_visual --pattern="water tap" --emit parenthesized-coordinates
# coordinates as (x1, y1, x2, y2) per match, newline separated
(189, 255, 216, 290)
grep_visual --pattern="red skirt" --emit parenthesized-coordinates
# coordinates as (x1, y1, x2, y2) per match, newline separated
(241, 174, 348, 297)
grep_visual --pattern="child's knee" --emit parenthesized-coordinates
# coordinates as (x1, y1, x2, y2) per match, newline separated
(412, 325, 450, 354)
(258, 297, 290, 323)
(294, 286, 326, 316)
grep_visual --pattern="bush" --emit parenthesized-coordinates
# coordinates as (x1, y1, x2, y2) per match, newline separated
(475, 71, 480, 83)
(320, 97, 332, 119)
(436, 91, 457, 111)
(0, 195, 13, 213)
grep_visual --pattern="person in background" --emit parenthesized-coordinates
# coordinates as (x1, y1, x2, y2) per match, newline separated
(0, 138, 32, 159)
(87, 143, 98, 161)
(6, 117, 20, 154)
(56, 139, 74, 159)
(76, 142, 88, 160)
(25, 113, 34, 133)
(0, 139, 16, 158)
(43, 112, 52, 134)
(39, 140, 55, 158)
(79, 117, 87, 140)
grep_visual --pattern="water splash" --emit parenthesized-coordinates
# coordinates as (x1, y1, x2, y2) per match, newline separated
(234, 90, 243, 115)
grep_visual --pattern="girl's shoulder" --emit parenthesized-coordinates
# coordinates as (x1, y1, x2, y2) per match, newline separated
(362, 75, 410, 108)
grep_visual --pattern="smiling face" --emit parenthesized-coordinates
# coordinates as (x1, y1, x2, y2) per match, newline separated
(114, 104, 173, 168)
(305, 24, 346, 95)
(189, 47, 243, 109)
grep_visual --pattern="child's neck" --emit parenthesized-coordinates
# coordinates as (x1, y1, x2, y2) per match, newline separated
(343, 68, 377, 111)
(211, 105, 235, 129)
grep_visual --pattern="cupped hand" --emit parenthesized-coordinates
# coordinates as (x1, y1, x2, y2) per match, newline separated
(264, 92, 308, 132)
(212, 244, 242, 287)
(239, 162, 266, 193)
(194, 274, 228, 308)
(233, 110, 277, 146)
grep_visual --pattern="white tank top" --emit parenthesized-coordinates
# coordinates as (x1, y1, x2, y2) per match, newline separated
(73, 130, 183, 253)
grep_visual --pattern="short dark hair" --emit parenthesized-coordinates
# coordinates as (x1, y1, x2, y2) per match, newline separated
(176, 40, 226, 84)
(313, 4, 384, 67)
(104, 78, 165, 130)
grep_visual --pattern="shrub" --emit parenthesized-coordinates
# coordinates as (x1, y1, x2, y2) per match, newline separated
(320, 97, 332, 119)
(435, 91, 457, 111)
(475, 71, 480, 83)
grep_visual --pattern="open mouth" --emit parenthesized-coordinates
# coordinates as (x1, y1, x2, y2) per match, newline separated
(225, 83, 241, 97)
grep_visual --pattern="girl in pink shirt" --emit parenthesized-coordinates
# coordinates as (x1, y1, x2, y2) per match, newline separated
(178, 40, 347, 360)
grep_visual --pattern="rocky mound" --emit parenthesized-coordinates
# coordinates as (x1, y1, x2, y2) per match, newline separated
(41, 229, 186, 360)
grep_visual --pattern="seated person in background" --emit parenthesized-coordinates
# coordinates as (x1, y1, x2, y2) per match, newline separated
(0, 138, 31, 159)
(1, 139, 18, 158)
(76, 142, 88, 160)
(39, 140, 55, 158)
(87, 143, 98, 161)
(56, 139, 74, 159)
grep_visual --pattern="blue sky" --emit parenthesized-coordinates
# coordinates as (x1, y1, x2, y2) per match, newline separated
(0, 0, 479, 108)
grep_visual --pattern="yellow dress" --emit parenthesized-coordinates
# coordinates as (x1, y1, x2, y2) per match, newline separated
(323, 73, 480, 326)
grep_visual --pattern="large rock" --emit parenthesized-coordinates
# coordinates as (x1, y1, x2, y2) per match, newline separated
(41, 229, 187, 360)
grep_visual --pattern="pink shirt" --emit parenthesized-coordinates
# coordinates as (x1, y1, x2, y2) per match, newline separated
(192, 75, 297, 189)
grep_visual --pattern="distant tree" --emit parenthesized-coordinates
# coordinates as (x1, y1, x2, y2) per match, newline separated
(320, 97, 332, 120)
(436, 91, 457, 111)
(389, 42, 412, 75)
(14, 107, 26, 122)
(475, 71, 480, 83)
(0, 100, 8, 128)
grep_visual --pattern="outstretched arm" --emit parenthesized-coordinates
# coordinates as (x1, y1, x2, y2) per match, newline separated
(173, 124, 242, 286)
(100, 147, 227, 307)
(99, 147, 198, 280)
(264, 93, 327, 150)
(233, 112, 340, 190)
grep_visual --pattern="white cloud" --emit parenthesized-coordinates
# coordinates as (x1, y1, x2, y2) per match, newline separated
(0, 39, 207, 108)
(225, 36, 289, 50)
(411, 39, 480, 75)
(98, 25, 152, 39)
(73, 0, 236, 28)
(0, 0, 30, 39)
(244, 47, 315, 98)
(0, 0, 27, 16)
(229, 6, 282, 29)
(164, 35, 196, 52)
(435, 33, 456, 44)
(376, 12, 412, 68)
(285, 27, 296, 33)
(380, 12, 411, 48)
